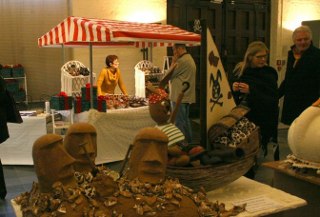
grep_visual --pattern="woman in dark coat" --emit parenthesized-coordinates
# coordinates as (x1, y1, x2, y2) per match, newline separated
(230, 41, 279, 164)
(0, 76, 10, 143)
(279, 25, 320, 125)
(0, 74, 9, 199)
(1, 68, 23, 199)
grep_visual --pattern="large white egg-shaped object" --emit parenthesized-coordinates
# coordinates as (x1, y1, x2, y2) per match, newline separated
(288, 106, 320, 163)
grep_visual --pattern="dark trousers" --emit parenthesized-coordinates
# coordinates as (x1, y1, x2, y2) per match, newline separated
(0, 159, 7, 199)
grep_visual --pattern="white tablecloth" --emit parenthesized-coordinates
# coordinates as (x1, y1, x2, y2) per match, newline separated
(0, 115, 48, 165)
(86, 106, 155, 164)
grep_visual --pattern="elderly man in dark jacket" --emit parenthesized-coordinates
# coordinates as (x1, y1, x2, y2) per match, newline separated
(279, 25, 320, 125)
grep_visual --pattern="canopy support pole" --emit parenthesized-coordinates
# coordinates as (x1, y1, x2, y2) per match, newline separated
(62, 44, 65, 65)
(150, 45, 153, 62)
(89, 43, 94, 108)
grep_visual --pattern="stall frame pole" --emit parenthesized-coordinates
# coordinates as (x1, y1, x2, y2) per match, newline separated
(89, 43, 94, 108)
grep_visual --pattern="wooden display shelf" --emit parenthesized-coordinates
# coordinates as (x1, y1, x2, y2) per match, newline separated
(4, 76, 28, 104)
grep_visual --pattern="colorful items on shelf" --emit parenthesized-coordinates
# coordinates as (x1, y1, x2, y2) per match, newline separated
(0, 64, 24, 78)
(73, 83, 148, 113)
(12, 64, 25, 77)
(50, 92, 73, 110)
(4, 79, 26, 102)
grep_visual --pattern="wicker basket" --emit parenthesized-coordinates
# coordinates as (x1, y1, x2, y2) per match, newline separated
(166, 127, 260, 192)
(60, 60, 96, 97)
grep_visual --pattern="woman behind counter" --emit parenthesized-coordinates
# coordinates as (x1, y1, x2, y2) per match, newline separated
(97, 55, 128, 96)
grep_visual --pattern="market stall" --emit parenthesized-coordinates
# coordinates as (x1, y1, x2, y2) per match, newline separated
(85, 107, 155, 164)
(36, 16, 204, 165)
(37, 17, 237, 160)
(38, 16, 201, 48)
(38, 16, 201, 105)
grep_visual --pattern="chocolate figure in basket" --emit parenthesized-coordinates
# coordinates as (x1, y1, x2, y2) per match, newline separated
(146, 82, 195, 166)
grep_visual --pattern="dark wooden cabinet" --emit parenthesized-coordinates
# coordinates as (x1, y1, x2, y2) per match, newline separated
(223, 1, 270, 76)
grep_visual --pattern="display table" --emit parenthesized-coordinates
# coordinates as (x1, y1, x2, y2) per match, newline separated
(207, 176, 306, 216)
(0, 107, 153, 166)
(0, 114, 49, 165)
(263, 160, 320, 216)
(85, 106, 155, 164)
(11, 176, 306, 217)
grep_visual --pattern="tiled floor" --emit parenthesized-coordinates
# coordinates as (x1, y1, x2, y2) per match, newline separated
(0, 104, 292, 216)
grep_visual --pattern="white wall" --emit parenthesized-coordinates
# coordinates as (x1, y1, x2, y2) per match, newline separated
(70, 0, 167, 95)
(0, 0, 69, 101)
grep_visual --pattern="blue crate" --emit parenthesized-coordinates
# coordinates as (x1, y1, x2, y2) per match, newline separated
(13, 90, 26, 102)
(5, 80, 19, 93)
(12, 67, 24, 77)
(0, 68, 12, 78)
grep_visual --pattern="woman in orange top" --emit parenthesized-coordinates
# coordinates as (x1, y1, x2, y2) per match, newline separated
(97, 55, 128, 96)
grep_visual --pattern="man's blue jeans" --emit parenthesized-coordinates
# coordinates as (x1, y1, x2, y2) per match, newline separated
(171, 102, 193, 143)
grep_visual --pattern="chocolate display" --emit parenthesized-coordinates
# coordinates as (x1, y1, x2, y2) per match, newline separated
(103, 94, 147, 109)
(32, 134, 77, 193)
(14, 126, 246, 217)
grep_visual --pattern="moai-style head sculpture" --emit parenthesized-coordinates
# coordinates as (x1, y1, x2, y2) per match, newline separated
(32, 134, 76, 193)
(64, 123, 97, 173)
(127, 127, 168, 184)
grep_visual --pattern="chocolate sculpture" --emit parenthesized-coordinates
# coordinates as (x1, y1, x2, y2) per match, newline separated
(14, 125, 245, 217)
(32, 134, 77, 193)
(64, 122, 97, 173)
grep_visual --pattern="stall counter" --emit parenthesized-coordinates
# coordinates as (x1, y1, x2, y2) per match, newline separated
(85, 106, 155, 164)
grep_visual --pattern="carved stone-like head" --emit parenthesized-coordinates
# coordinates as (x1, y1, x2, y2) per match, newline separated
(32, 134, 76, 193)
(64, 123, 97, 173)
(127, 127, 168, 184)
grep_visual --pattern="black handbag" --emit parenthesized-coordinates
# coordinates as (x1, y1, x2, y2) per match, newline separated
(5, 90, 23, 123)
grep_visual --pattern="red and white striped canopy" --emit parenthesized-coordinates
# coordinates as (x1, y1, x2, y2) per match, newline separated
(38, 16, 201, 48)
